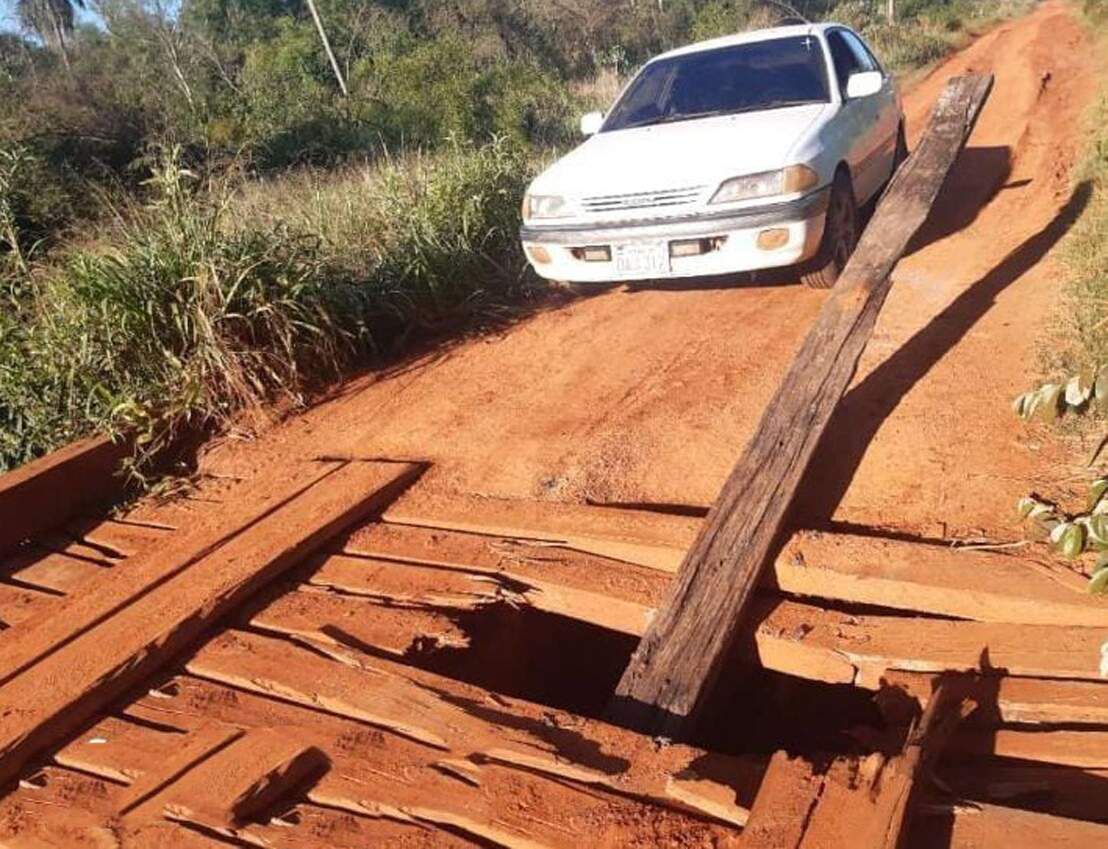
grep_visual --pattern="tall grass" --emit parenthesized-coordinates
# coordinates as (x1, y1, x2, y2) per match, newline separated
(0, 139, 534, 471)
(1048, 16, 1108, 379)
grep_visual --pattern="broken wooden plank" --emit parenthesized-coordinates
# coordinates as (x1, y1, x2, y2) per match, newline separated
(754, 598, 1108, 686)
(277, 553, 1108, 724)
(776, 531, 1106, 626)
(0, 435, 132, 557)
(0, 460, 420, 789)
(883, 671, 1108, 725)
(184, 629, 759, 833)
(609, 74, 995, 737)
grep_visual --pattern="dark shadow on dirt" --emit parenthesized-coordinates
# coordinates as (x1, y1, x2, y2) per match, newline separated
(904, 145, 1013, 256)
(793, 180, 1093, 526)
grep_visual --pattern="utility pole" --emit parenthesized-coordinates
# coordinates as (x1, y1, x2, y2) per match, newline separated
(304, 0, 348, 97)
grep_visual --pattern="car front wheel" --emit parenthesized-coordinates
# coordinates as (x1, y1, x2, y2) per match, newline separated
(800, 172, 858, 290)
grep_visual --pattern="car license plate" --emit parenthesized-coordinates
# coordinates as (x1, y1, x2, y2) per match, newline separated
(615, 242, 670, 278)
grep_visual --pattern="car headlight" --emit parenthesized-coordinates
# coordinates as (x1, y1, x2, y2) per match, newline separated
(709, 165, 819, 205)
(522, 194, 570, 221)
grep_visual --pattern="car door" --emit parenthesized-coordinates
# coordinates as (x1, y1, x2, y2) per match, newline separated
(824, 29, 889, 203)
(841, 29, 899, 196)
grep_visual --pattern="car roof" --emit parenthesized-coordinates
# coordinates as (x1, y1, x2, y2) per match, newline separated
(652, 22, 844, 63)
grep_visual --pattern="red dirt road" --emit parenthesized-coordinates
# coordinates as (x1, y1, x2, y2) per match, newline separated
(205, 0, 1096, 542)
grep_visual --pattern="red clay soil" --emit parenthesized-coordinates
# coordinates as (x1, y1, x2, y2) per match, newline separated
(193, 0, 1097, 544)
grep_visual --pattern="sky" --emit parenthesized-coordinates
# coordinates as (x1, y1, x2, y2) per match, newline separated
(0, 0, 107, 35)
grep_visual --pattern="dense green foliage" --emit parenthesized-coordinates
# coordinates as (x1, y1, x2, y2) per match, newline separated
(0, 0, 1032, 471)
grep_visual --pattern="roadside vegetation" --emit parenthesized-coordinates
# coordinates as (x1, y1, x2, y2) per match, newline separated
(0, 0, 1037, 473)
(1012, 0, 1108, 593)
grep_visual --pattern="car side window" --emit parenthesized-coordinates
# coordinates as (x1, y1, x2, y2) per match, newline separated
(825, 31, 862, 97)
(841, 30, 881, 75)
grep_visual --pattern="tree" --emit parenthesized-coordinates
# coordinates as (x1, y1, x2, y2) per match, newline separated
(16, 0, 86, 71)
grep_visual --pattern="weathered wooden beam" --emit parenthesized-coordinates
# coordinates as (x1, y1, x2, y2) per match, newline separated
(608, 74, 995, 737)
(0, 435, 132, 557)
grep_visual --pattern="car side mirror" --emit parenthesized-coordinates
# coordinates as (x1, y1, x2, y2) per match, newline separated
(580, 111, 604, 136)
(845, 70, 883, 100)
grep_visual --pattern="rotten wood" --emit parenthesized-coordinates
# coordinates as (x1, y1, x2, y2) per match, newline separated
(608, 74, 996, 737)
(0, 460, 421, 790)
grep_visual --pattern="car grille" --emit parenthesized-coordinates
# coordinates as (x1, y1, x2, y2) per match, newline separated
(581, 185, 705, 215)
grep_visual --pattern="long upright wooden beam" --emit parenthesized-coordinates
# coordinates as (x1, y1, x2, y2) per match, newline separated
(608, 74, 994, 737)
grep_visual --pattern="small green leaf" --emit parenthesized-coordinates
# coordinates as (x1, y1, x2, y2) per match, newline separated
(1065, 374, 1091, 407)
(1096, 367, 1108, 410)
(1052, 522, 1086, 559)
(1090, 479, 1108, 512)
(1088, 515, 1108, 549)
(1090, 567, 1108, 595)
(1028, 503, 1057, 525)
(1038, 383, 1065, 421)
(1017, 496, 1040, 519)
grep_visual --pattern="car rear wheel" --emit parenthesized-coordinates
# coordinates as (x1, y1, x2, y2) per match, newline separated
(800, 171, 858, 290)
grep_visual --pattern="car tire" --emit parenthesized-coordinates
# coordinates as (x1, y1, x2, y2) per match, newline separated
(800, 171, 858, 290)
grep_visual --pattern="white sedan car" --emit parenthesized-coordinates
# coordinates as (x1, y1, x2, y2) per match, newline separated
(520, 23, 906, 288)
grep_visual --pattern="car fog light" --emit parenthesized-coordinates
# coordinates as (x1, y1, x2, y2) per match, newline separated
(670, 239, 706, 258)
(527, 245, 553, 264)
(757, 228, 790, 250)
(571, 246, 611, 262)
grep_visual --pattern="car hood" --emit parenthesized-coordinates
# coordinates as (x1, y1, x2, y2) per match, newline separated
(532, 103, 831, 199)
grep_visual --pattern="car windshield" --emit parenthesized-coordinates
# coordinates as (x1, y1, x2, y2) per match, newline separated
(603, 36, 830, 132)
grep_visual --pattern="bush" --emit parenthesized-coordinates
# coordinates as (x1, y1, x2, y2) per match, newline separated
(0, 139, 534, 471)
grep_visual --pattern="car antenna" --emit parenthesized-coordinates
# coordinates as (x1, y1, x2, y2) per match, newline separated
(756, 0, 811, 25)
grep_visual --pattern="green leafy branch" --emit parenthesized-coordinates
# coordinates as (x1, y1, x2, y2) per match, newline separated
(1012, 366, 1108, 422)
(1013, 367, 1108, 595)
(1017, 479, 1108, 594)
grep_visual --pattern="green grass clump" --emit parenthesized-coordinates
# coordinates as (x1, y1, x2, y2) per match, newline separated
(0, 139, 534, 472)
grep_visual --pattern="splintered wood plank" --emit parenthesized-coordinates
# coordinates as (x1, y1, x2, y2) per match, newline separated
(610, 75, 995, 737)
(0, 460, 421, 789)
(346, 520, 671, 609)
(183, 629, 758, 836)
(307, 552, 654, 637)
(883, 671, 1108, 725)
(776, 531, 1106, 626)
(754, 599, 1108, 686)
(362, 508, 1108, 630)
(278, 556, 1108, 726)
(382, 489, 691, 572)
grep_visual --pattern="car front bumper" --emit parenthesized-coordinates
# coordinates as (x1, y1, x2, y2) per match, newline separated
(520, 187, 830, 283)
